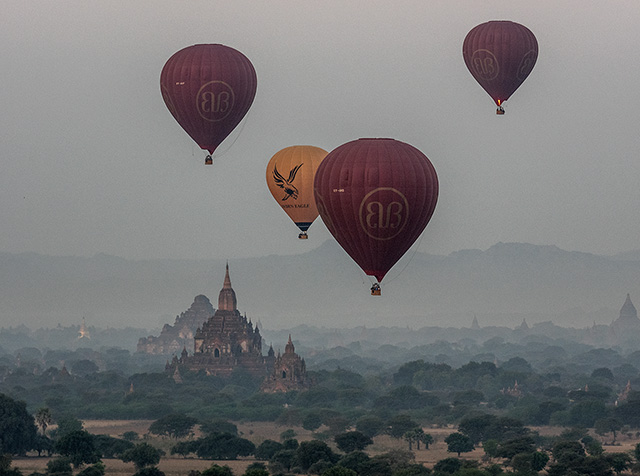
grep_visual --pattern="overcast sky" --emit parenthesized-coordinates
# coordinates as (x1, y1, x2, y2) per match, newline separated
(2, 1, 640, 264)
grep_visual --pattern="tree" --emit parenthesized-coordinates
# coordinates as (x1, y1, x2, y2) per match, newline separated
(334, 431, 373, 453)
(392, 464, 432, 475)
(569, 399, 607, 427)
(403, 428, 431, 451)
(279, 429, 296, 441)
(302, 411, 324, 432)
(591, 367, 614, 381)
(149, 413, 197, 439)
(308, 459, 334, 475)
(326, 415, 350, 436)
(482, 439, 499, 461)
(355, 415, 385, 438)
(46, 457, 73, 476)
(201, 464, 233, 476)
(531, 451, 550, 472)
(433, 457, 462, 474)
(607, 453, 632, 474)
(243, 462, 269, 476)
(199, 420, 238, 436)
(34, 434, 54, 457)
(375, 385, 438, 410)
(584, 438, 604, 456)
(196, 433, 255, 460)
(371, 449, 415, 473)
(35, 408, 53, 436)
(386, 414, 419, 439)
(122, 431, 139, 442)
(70, 359, 99, 376)
(418, 431, 434, 450)
(171, 440, 198, 458)
(594, 418, 623, 443)
(254, 439, 283, 460)
(496, 436, 536, 460)
(0, 393, 38, 455)
(457, 414, 496, 445)
(268, 449, 297, 474)
(321, 467, 357, 476)
(510, 453, 534, 474)
(616, 400, 640, 427)
(121, 442, 163, 470)
(282, 438, 299, 450)
(54, 430, 100, 468)
(357, 457, 393, 476)
(337, 451, 370, 474)
(551, 440, 585, 466)
(133, 468, 166, 476)
(452, 389, 485, 406)
(509, 451, 549, 473)
(403, 430, 417, 451)
(77, 462, 106, 476)
(93, 434, 134, 459)
(0, 454, 23, 476)
(444, 433, 474, 457)
(501, 357, 532, 373)
(55, 416, 83, 438)
(296, 440, 338, 471)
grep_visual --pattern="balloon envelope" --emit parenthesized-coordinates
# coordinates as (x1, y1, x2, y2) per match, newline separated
(313, 138, 438, 282)
(463, 21, 538, 109)
(266, 146, 328, 235)
(160, 44, 257, 155)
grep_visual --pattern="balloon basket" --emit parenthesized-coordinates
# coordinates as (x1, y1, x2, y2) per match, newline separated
(205, 155, 213, 165)
(298, 232, 308, 240)
(496, 107, 505, 115)
(370, 284, 381, 296)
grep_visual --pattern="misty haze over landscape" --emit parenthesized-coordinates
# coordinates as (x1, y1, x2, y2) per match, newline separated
(2, 240, 640, 331)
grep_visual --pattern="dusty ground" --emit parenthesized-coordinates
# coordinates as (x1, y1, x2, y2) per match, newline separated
(11, 420, 640, 476)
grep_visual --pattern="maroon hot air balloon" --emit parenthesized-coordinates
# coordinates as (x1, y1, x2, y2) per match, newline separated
(313, 138, 438, 294)
(463, 21, 538, 114)
(160, 44, 257, 163)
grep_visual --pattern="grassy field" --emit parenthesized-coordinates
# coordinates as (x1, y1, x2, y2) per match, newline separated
(11, 420, 640, 476)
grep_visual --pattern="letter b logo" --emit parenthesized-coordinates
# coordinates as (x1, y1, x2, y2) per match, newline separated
(359, 188, 409, 240)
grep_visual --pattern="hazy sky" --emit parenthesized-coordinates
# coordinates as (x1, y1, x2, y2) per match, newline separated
(2, 1, 640, 263)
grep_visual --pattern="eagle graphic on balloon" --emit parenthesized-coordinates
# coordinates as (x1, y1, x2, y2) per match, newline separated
(272, 164, 303, 201)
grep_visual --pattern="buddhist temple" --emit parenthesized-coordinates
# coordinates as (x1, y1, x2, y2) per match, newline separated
(163, 264, 309, 391)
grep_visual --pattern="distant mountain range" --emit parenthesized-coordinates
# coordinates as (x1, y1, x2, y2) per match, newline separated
(2, 241, 640, 331)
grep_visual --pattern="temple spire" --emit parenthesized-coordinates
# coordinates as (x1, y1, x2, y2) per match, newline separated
(223, 261, 232, 289)
(218, 263, 237, 311)
(285, 334, 295, 354)
(620, 293, 638, 320)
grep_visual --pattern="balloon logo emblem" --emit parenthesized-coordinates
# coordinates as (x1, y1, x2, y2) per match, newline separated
(517, 50, 538, 80)
(359, 188, 409, 241)
(272, 164, 303, 201)
(197, 81, 235, 122)
(470, 49, 499, 81)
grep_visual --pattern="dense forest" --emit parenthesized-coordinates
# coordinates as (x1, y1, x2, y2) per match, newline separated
(3, 323, 640, 475)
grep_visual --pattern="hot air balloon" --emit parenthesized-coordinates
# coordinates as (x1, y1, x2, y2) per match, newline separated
(160, 44, 257, 164)
(266, 145, 328, 239)
(462, 21, 538, 114)
(313, 138, 438, 295)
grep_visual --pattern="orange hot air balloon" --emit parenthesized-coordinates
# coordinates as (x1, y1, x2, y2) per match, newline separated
(266, 146, 328, 239)
(463, 21, 538, 114)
